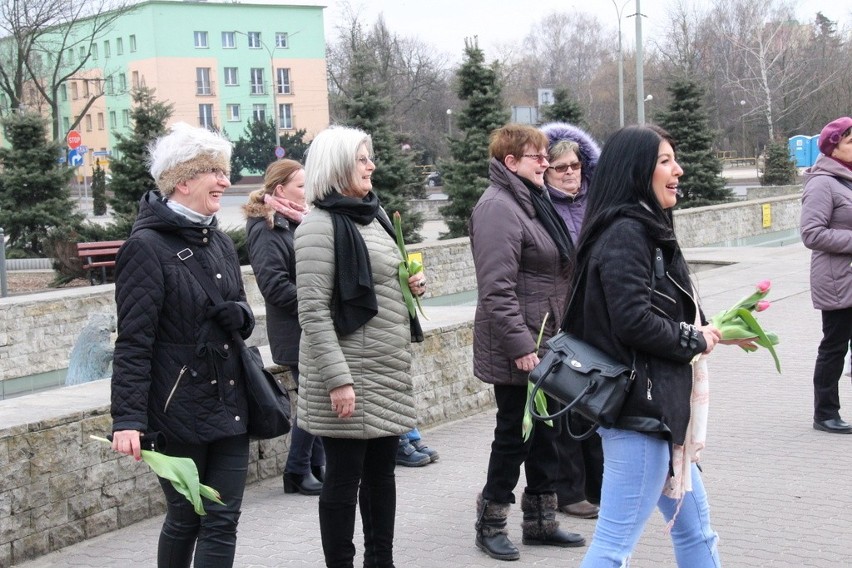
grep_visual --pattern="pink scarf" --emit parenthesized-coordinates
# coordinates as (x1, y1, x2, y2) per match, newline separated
(264, 193, 307, 223)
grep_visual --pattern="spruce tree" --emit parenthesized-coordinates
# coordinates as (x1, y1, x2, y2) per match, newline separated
(540, 88, 584, 125)
(338, 43, 423, 242)
(91, 162, 107, 216)
(656, 79, 731, 208)
(761, 141, 798, 186)
(231, 120, 310, 178)
(440, 38, 510, 238)
(109, 87, 174, 220)
(0, 111, 82, 256)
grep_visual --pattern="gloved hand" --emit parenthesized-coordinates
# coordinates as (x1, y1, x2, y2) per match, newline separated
(206, 301, 247, 332)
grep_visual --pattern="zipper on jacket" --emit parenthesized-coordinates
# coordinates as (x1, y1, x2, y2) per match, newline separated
(646, 378, 653, 400)
(164, 365, 189, 414)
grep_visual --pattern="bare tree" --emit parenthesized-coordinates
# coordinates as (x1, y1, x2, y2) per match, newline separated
(327, 7, 455, 161)
(709, 0, 843, 140)
(0, 0, 135, 140)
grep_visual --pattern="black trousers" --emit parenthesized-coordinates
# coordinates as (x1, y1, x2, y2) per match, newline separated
(554, 413, 604, 506)
(813, 307, 852, 421)
(481, 384, 561, 504)
(318, 435, 399, 568)
(156, 434, 249, 568)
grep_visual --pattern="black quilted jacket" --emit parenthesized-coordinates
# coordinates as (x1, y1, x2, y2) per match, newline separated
(110, 191, 255, 445)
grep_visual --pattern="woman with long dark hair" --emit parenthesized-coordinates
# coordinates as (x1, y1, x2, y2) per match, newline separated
(566, 125, 729, 566)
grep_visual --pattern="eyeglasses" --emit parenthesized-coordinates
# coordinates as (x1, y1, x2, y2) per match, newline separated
(356, 156, 374, 165)
(548, 162, 582, 174)
(522, 154, 549, 163)
(209, 168, 230, 180)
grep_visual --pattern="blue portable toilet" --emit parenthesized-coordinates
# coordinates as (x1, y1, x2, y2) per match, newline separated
(809, 135, 820, 165)
(789, 135, 811, 167)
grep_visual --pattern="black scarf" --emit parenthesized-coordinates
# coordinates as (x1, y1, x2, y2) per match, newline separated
(521, 176, 574, 264)
(314, 191, 381, 336)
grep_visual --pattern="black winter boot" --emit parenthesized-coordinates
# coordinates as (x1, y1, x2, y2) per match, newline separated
(521, 492, 586, 548)
(475, 493, 520, 561)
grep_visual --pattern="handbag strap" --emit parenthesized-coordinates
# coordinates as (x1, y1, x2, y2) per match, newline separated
(173, 245, 245, 347)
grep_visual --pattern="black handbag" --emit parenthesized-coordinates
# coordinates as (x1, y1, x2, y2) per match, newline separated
(527, 249, 660, 440)
(174, 246, 292, 439)
(527, 332, 635, 440)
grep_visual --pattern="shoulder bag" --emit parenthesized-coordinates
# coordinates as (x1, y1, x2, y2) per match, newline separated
(527, 248, 661, 440)
(175, 246, 292, 439)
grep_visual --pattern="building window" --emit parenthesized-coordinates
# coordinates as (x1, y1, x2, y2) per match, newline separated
(227, 104, 241, 121)
(97, 113, 104, 130)
(129, 35, 136, 52)
(85, 114, 93, 132)
(247, 31, 261, 48)
(279, 103, 293, 129)
(276, 68, 291, 94)
(109, 111, 116, 126)
(106, 76, 114, 95)
(194, 31, 208, 48)
(252, 104, 266, 122)
(116, 37, 124, 55)
(70, 82, 79, 100)
(132, 71, 139, 88)
(62, 117, 70, 132)
(224, 67, 238, 86)
(275, 32, 289, 48)
(79, 46, 86, 61)
(199, 104, 214, 129)
(82, 80, 90, 98)
(119, 73, 127, 91)
(122, 109, 130, 126)
(222, 31, 235, 48)
(104, 40, 111, 57)
(196, 68, 212, 95)
(91, 44, 99, 60)
(60, 84, 67, 101)
(250, 68, 264, 95)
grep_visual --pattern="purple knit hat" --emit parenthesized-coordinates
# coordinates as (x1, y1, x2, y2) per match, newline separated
(818, 116, 852, 156)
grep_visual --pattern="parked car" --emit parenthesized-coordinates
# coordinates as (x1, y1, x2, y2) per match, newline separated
(425, 170, 443, 187)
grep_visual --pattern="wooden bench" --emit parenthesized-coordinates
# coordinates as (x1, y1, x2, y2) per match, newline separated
(76, 240, 125, 285)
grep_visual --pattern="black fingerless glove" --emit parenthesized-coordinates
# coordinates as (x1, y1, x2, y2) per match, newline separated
(206, 301, 247, 331)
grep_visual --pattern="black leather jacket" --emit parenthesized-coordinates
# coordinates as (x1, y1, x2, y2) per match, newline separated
(565, 216, 706, 445)
(111, 191, 254, 445)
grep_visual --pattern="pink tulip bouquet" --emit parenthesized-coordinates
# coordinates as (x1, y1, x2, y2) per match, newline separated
(710, 280, 781, 373)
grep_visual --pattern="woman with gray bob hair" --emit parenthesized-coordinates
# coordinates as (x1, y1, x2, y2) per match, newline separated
(111, 122, 254, 567)
(295, 124, 425, 567)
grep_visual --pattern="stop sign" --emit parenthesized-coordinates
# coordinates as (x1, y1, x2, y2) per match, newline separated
(67, 130, 82, 149)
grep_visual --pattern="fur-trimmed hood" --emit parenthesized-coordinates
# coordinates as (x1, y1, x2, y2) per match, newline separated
(540, 122, 601, 190)
(242, 200, 276, 229)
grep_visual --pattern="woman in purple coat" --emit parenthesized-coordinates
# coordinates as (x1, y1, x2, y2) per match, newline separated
(801, 116, 852, 434)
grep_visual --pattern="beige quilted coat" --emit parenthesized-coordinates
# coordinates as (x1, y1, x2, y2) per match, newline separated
(294, 207, 416, 438)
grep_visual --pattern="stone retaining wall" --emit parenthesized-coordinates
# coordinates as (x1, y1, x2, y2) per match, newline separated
(0, 316, 483, 567)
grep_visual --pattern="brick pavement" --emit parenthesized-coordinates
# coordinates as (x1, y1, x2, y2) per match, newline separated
(15, 242, 852, 567)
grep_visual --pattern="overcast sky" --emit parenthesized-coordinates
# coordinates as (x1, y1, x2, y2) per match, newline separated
(320, 0, 852, 62)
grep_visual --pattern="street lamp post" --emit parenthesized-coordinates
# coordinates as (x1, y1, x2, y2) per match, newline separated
(235, 30, 281, 148)
(612, 0, 631, 127)
(446, 109, 452, 137)
(740, 100, 747, 158)
(634, 0, 647, 125)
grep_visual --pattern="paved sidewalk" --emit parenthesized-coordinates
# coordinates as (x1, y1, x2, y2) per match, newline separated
(16, 242, 852, 567)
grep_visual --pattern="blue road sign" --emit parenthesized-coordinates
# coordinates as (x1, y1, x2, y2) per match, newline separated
(274, 146, 286, 159)
(78, 145, 88, 155)
(68, 149, 84, 167)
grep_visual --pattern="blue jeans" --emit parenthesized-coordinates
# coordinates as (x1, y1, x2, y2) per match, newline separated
(580, 428, 720, 568)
